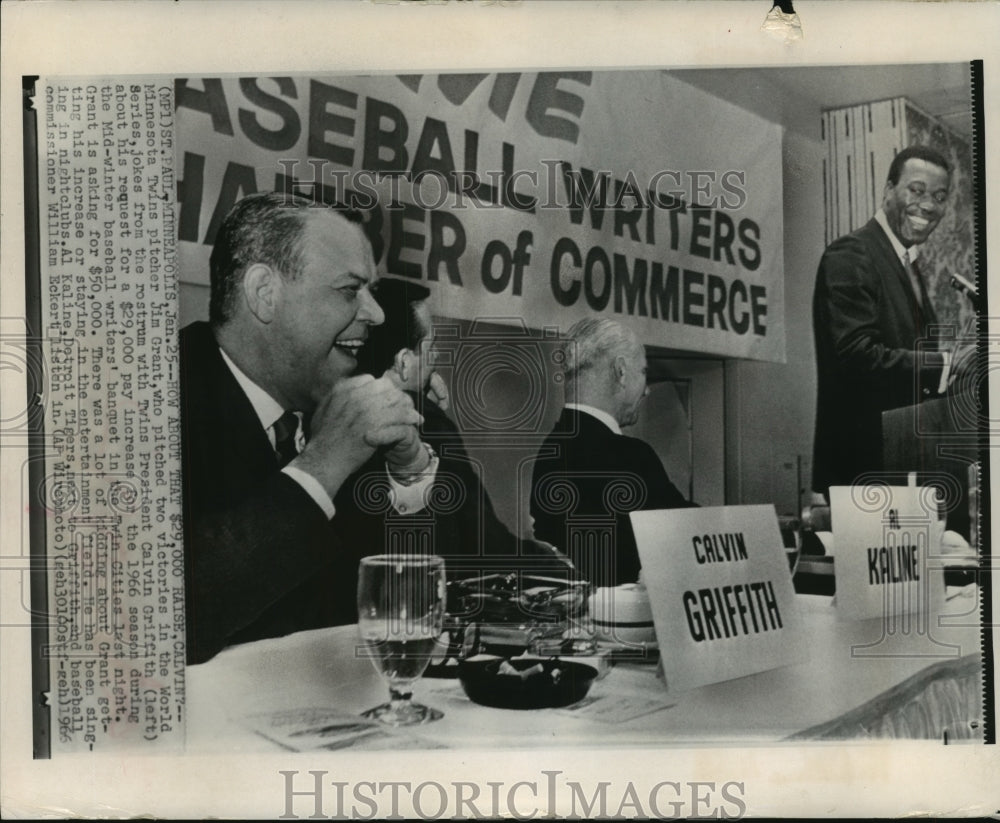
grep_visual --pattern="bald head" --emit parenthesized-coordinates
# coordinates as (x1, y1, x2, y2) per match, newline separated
(563, 318, 648, 427)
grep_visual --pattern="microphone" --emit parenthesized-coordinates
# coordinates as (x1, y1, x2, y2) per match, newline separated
(950, 273, 980, 311)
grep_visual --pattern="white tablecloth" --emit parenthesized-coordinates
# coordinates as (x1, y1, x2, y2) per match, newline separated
(185, 591, 982, 752)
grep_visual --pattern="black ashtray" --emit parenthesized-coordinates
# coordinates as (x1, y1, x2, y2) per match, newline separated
(427, 574, 591, 677)
(458, 656, 598, 710)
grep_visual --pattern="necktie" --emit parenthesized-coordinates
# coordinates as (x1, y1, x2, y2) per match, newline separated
(272, 410, 301, 467)
(903, 249, 924, 308)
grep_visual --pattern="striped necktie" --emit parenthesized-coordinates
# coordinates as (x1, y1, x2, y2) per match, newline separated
(272, 410, 302, 467)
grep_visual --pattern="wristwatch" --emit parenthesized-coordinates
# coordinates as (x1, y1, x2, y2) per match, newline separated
(391, 442, 438, 486)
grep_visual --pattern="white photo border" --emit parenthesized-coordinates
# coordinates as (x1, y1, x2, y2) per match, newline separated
(2, 1, 998, 818)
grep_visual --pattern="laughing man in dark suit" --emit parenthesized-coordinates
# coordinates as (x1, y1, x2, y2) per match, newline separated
(530, 318, 693, 587)
(812, 145, 956, 496)
(180, 193, 438, 663)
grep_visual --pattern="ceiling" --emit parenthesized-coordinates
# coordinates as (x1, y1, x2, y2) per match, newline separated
(672, 63, 974, 140)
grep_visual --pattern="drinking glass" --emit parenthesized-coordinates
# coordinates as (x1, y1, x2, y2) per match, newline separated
(357, 554, 446, 726)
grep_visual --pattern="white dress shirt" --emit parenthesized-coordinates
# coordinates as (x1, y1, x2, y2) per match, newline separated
(565, 402, 622, 434)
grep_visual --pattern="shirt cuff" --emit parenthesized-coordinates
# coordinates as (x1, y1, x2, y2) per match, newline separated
(387, 453, 439, 515)
(937, 350, 952, 395)
(281, 465, 336, 519)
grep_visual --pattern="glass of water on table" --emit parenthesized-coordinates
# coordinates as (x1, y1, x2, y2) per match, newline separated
(357, 554, 446, 726)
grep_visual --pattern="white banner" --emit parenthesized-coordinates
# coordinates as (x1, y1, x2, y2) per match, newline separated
(176, 71, 785, 362)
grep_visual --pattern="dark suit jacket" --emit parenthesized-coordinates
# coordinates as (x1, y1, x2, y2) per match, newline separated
(529, 408, 692, 587)
(413, 397, 572, 579)
(812, 219, 947, 494)
(419, 397, 516, 563)
(181, 321, 368, 663)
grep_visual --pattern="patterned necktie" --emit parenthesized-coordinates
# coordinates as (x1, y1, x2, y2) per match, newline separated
(903, 249, 924, 308)
(272, 409, 301, 467)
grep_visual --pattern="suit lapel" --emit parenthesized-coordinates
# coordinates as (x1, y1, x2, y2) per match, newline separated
(200, 326, 281, 475)
(862, 219, 931, 326)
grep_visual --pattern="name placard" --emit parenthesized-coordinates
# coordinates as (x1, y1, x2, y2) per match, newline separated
(828, 486, 945, 622)
(631, 505, 805, 692)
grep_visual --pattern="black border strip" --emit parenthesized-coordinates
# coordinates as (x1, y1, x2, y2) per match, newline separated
(23, 75, 51, 759)
(970, 58, 993, 745)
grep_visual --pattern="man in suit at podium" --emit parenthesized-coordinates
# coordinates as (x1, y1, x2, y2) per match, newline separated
(530, 318, 693, 587)
(812, 145, 957, 497)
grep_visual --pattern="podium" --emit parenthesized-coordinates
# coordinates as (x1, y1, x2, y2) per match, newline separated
(882, 389, 978, 540)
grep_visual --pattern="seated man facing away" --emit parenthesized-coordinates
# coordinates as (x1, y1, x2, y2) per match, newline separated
(180, 194, 438, 663)
(353, 277, 571, 580)
(530, 318, 695, 588)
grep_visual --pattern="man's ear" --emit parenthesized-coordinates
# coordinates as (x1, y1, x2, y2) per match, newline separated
(612, 355, 628, 386)
(243, 263, 279, 323)
(395, 348, 417, 383)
